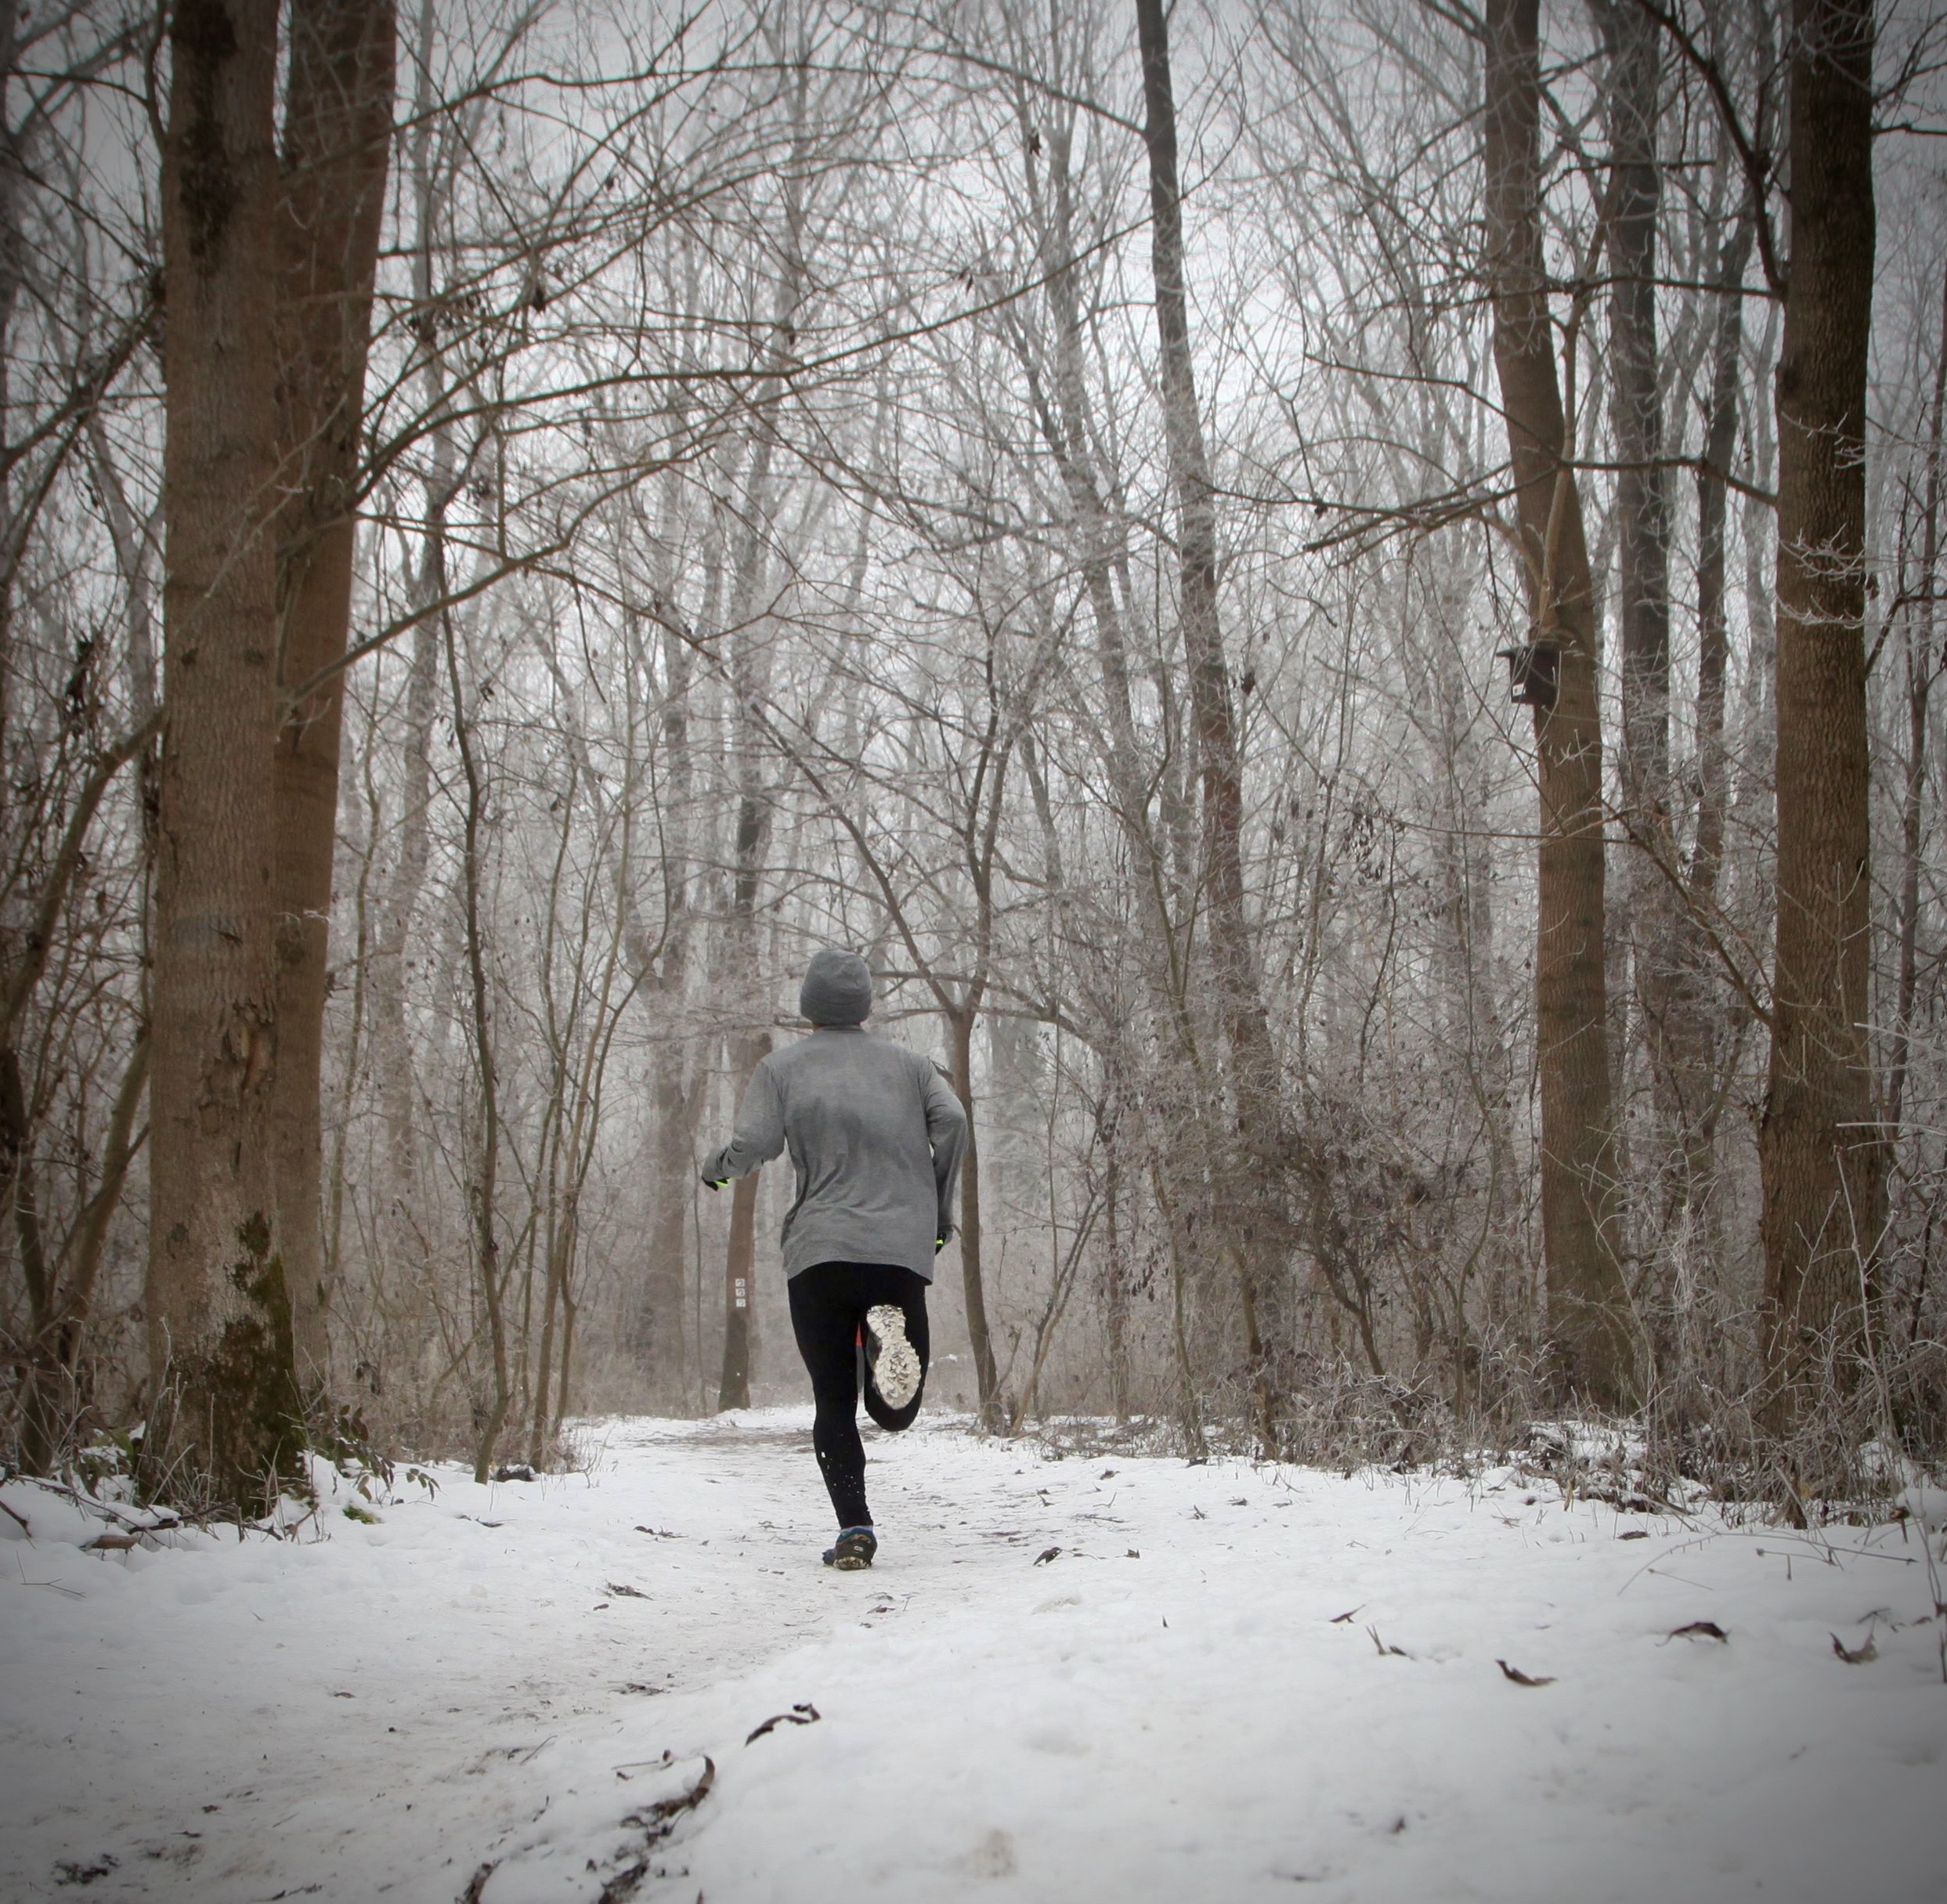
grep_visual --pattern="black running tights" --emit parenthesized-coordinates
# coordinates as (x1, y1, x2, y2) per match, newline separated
(788, 1260, 930, 1528)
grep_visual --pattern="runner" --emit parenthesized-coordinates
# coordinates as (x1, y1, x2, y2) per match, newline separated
(701, 949, 967, 1570)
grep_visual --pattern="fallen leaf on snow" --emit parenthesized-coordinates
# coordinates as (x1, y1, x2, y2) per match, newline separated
(1034, 1546, 1061, 1566)
(746, 1703, 821, 1744)
(634, 1754, 714, 1817)
(1830, 1631, 1877, 1665)
(610, 1752, 717, 1899)
(1368, 1626, 1408, 1658)
(1496, 1658, 1555, 1687)
(605, 1581, 648, 1599)
(1665, 1620, 1728, 1644)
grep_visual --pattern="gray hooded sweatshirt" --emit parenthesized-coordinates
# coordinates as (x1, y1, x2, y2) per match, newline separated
(702, 1028, 968, 1281)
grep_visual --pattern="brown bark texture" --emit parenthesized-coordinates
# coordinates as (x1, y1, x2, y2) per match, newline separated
(1483, 0, 1633, 1404)
(1758, 0, 1881, 1420)
(149, 0, 298, 1506)
(271, 0, 397, 1394)
(1602, 0, 1683, 1209)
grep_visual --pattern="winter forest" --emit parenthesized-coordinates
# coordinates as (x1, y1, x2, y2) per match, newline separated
(5, 0, 1943, 1498)
(4, 0, 1947, 1894)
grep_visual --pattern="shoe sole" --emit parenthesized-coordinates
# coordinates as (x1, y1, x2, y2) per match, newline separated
(829, 1552, 872, 1571)
(865, 1305, 922, 1410)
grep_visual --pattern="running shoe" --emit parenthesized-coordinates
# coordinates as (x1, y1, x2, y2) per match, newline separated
(864, 1304, 922, 1410)
(822, 1526, 877, 1570)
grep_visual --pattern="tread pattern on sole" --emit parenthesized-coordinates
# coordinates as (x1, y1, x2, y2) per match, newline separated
(865, 1304, 922, 1409)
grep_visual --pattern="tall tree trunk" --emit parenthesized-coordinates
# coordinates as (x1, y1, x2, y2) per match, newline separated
(1136, 0, 1277, 1441)
(1483, 0, 1632, 1404)
(1757, 0, 1881, 1430)
(714, 547, 773, 1411)
(716, 779, 770, 1412)
(642, 609, 698, 1404)
(148, 0, 298, 1507)
(947, 1003, 998, 1418)
(1599, 0, 1680, 1237)
(269, 0, 396, 1396)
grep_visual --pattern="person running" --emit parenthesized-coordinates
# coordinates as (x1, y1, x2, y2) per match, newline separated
(701, 948, 967, 1570)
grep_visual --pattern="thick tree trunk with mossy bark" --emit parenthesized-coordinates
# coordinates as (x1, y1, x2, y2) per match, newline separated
(148, 0, 300, 1509)
(1758, 0, 1881, 1432)
(1483, 0, 1633, 1405)
(270, 0, 396, 1396)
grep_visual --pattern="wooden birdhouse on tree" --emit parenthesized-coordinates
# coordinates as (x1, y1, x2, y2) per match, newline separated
(1497, 641, 1559, 710)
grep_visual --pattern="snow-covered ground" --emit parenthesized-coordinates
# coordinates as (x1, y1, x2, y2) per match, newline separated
(2, 1410, 1943, 1902)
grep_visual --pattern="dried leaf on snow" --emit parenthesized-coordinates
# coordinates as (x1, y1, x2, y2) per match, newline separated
(746, 1703, 821, 1744)
(1665, 1621, 1728, 1644)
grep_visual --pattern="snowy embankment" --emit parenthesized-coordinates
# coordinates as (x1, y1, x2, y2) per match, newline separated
(2, 1414, 1942, 1903)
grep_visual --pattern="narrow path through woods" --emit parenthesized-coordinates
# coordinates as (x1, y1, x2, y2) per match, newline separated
(2, 1413, 1942, 1902)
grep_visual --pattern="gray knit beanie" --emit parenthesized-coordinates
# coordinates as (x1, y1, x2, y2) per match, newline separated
(799, 948, 873, 1026)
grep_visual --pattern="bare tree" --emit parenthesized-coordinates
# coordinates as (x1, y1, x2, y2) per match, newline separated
(1483, 0, 1632, 1404)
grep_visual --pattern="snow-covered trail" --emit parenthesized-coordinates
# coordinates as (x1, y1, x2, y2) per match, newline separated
(3, 1412, 1943, 1903)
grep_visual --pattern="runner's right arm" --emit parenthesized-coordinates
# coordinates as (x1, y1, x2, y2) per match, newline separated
(921, 1060, 968, 1246)
(700, 1060, 786, 1188)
